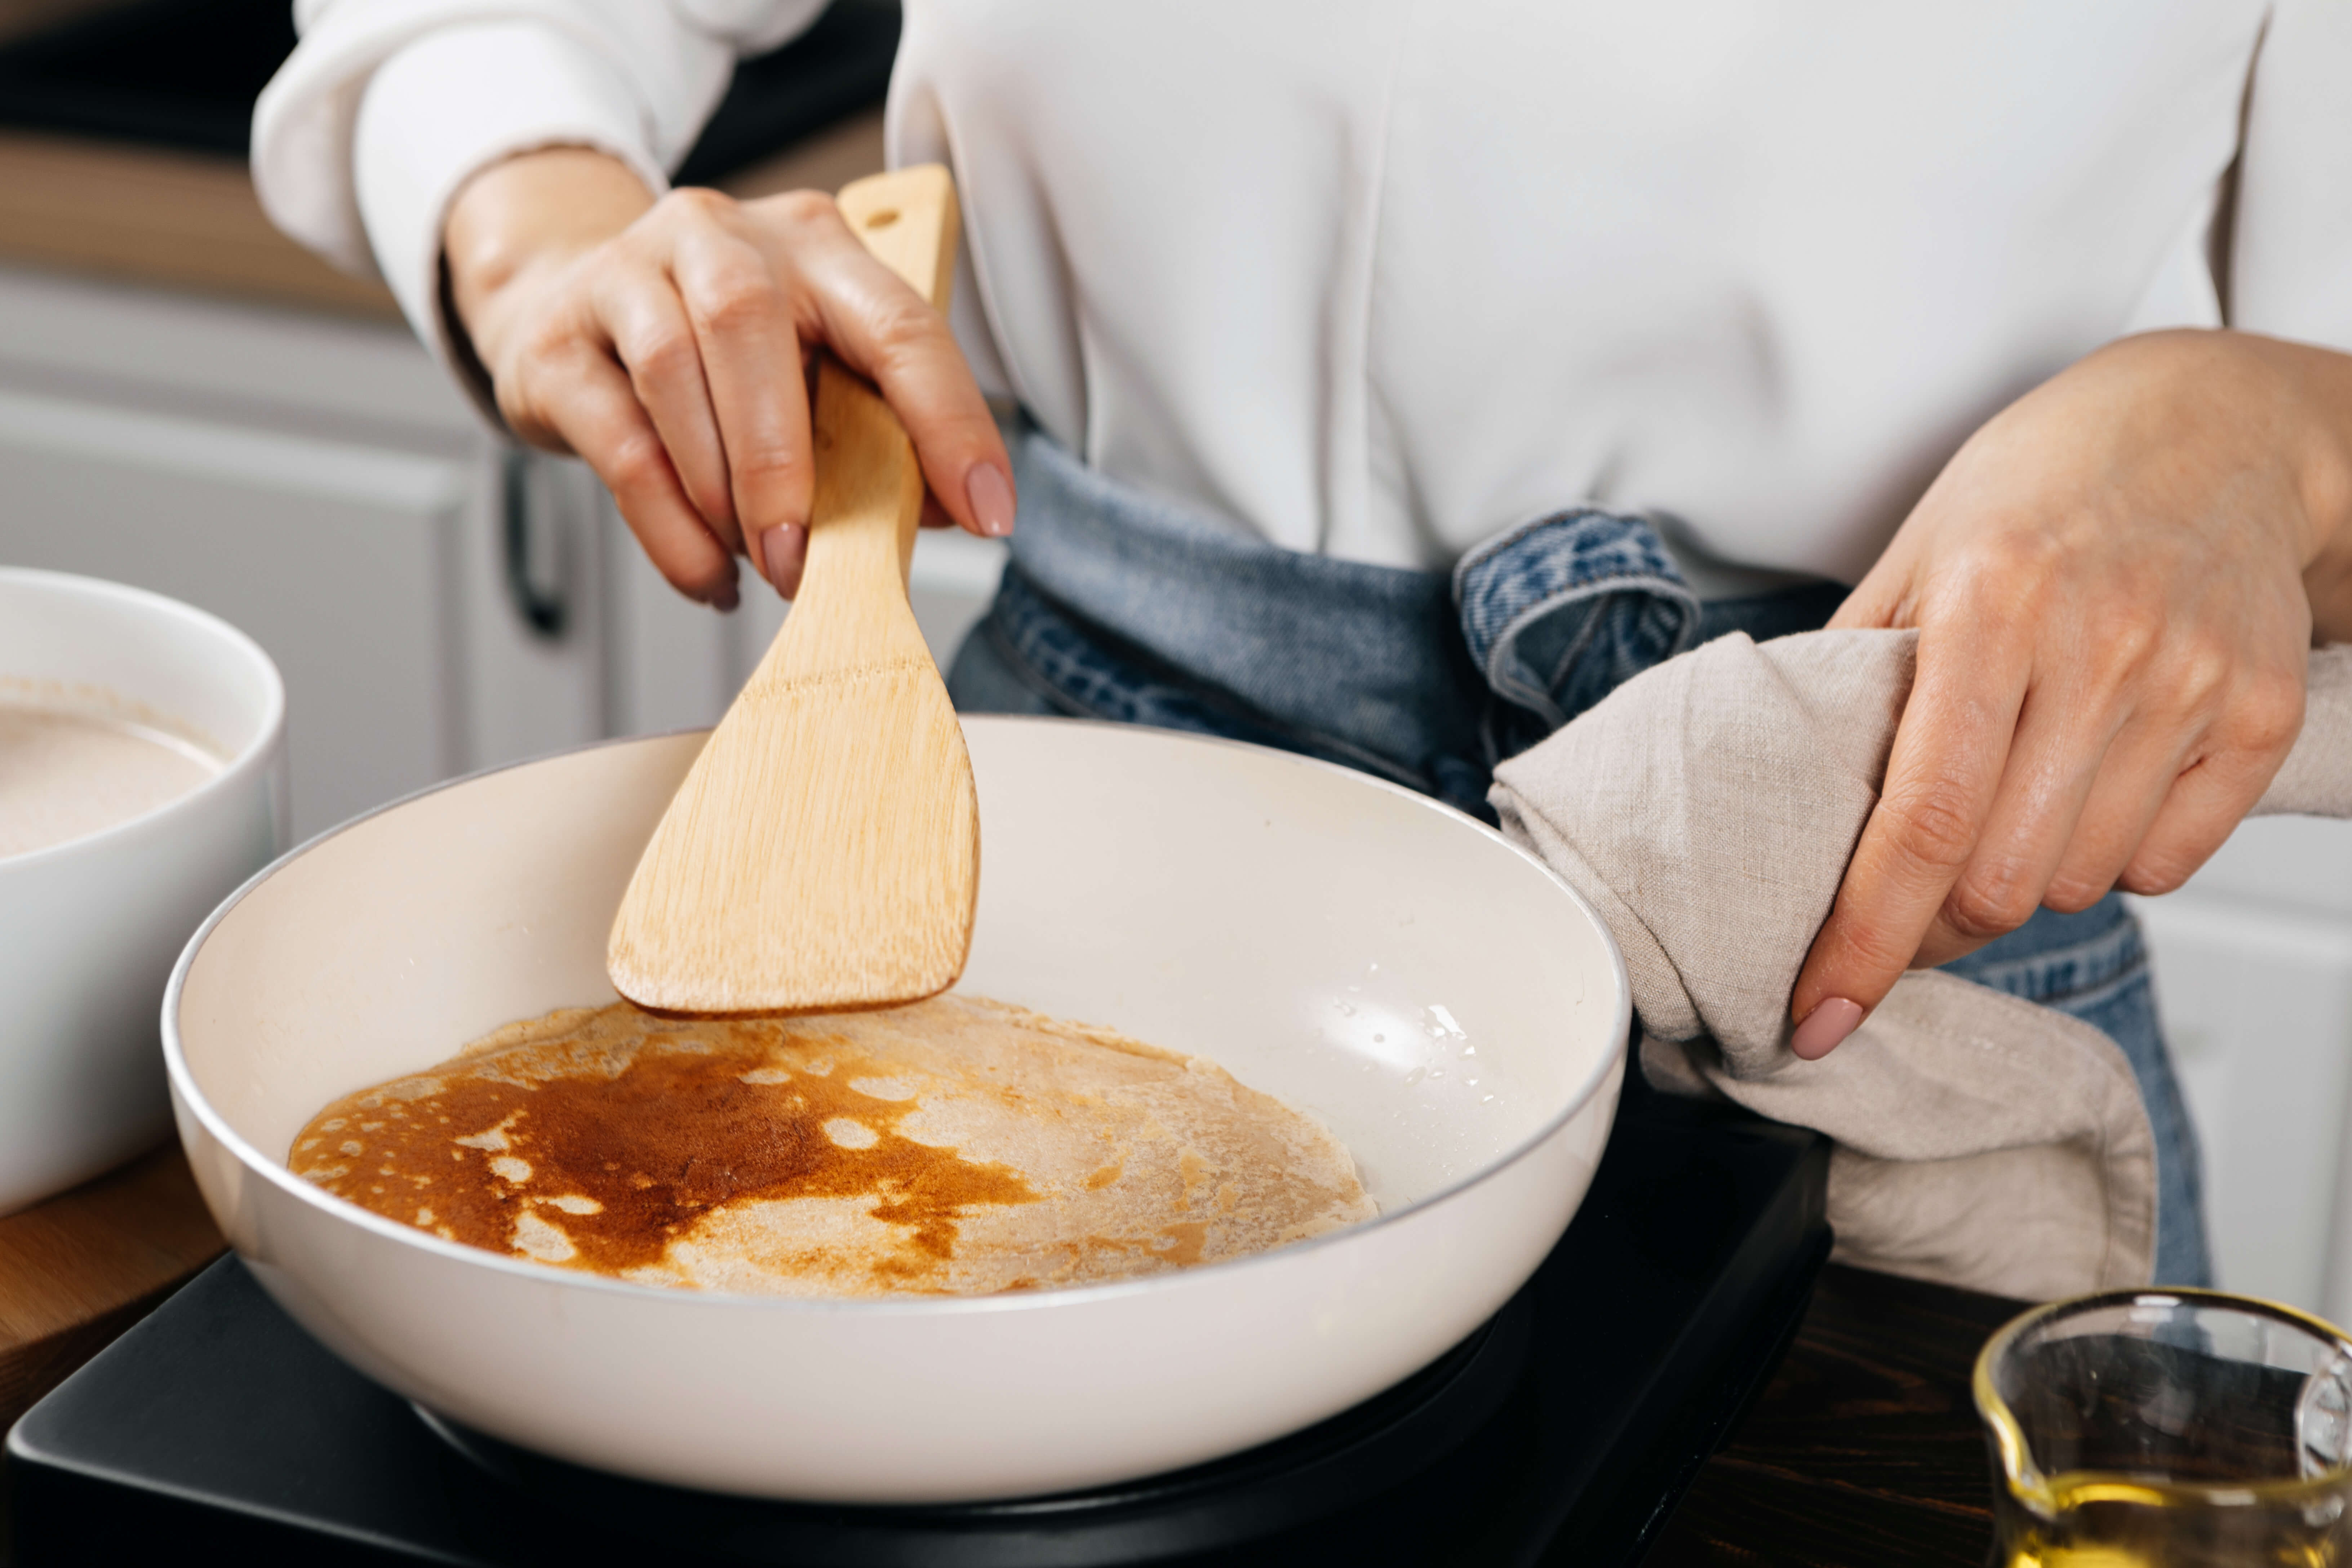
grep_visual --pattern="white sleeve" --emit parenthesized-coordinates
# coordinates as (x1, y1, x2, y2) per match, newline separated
(2229, 0, 2352, 351)
(252, 0, 827, 412)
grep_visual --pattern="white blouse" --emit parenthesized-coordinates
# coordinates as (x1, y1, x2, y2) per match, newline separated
(256, 1, 2352, 588)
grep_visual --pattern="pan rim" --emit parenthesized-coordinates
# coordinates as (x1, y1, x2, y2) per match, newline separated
(162, 716, 1630, 1318)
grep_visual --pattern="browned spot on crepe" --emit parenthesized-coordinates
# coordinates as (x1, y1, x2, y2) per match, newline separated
(292, 995, 1374, 1297)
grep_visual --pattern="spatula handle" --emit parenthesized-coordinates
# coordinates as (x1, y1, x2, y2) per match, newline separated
(789, 168, 961, 636)
(837, 165, 959, 313)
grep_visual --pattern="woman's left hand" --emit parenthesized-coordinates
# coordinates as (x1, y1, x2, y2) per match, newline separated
(1790, 328, 2352, 1059)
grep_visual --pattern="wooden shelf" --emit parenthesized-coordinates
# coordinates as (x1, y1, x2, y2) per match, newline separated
(0, 130, 399, 317)
(0, 111, 885, 321)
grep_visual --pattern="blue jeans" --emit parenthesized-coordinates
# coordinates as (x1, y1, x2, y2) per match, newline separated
(950, 426, 2211, 1287)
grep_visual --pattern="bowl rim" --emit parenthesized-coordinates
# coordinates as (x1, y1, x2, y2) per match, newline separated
(163, 716, 1631, 1318)
(0, 566, 285, 870)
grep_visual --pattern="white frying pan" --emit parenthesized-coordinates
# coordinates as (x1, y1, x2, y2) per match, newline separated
(163, 718, 1627, 1503)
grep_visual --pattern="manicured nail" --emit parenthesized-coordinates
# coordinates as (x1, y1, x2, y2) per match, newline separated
(1790, 996, 1864, 1060)
(759, 525, 805, 598)
(711, 580, 738, 613)
(964, 462, 1016, 537)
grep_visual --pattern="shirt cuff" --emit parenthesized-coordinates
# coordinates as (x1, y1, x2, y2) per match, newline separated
(354, 20, 670, 431)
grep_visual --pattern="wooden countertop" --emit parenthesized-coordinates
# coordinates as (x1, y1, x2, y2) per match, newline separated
(0, 1143, 224, 1432)
(1647, 1262, 2024, 1565)
(0, 111, 885, 320)
(0, 1142, 225, 1567)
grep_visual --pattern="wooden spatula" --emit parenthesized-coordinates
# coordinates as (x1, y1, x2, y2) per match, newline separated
(607, 164, 979, 1015)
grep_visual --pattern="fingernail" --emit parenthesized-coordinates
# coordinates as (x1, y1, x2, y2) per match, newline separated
(711, 581, 738, 614)
(759, 525, 804, 598)
(1790, 996, 1864, 1061)
(964, 462, 1016, 537)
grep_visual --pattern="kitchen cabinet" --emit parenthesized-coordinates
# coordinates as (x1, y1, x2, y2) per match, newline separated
(0, 264, 591, 839)
(0, 262, 1005, 843)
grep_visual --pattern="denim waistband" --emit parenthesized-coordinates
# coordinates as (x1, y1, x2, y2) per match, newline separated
(997, 426, 1843, 814)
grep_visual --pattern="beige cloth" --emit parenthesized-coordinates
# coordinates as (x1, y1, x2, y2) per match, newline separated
(1492, 631, 2352, 1302)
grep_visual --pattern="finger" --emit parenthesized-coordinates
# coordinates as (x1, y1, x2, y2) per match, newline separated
(751, 192, 1017, 538)
(1827, 541, 1915, 631)
(2038, 719, 2195, 914)
(666, 213, 815, 560)
(1907, 715, 2170, 969)
(1790, 628, 2026, 1054)
(2119, 670, 2303, 896)
(591, 260, 738, 554)
(2120, 754, 2269, 897)
(528, 345, 738, 609)
(1911, 674, 2126, 966)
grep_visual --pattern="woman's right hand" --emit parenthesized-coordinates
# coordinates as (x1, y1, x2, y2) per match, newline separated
(443, 147, 1015, 610)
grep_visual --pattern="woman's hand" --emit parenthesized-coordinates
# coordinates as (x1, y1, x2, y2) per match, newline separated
(1790, 329, 2352, 1058)
(444, 147, 1014, 609)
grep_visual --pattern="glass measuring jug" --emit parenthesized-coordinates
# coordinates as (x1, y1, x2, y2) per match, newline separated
(1975, 1289, 2352, 1566)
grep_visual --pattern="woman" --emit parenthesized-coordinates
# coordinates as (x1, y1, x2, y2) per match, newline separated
(257, 0, 2352, 1287)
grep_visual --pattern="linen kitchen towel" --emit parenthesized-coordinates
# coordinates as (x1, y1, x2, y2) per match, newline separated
(1492, 632, 2352, 1302)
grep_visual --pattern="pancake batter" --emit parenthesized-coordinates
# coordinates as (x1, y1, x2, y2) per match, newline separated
(0, 702, 219, 858)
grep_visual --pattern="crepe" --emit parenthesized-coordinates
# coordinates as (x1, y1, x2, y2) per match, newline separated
(291, 994, 1376, 1296)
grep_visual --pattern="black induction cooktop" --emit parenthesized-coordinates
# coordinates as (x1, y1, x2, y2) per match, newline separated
(4, 1070, 1829, 1567)
(0, 0, 898, 187)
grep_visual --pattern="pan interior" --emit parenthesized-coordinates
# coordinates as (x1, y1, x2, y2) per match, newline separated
(176, 720, 1620, 1228)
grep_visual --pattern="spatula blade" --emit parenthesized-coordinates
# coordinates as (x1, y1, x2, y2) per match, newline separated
(607, 661, 977, 1014)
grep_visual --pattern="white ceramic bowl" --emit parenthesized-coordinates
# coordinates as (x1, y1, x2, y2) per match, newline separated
(167, 720, 1624, 1501)
(0, 568, 285, 1215)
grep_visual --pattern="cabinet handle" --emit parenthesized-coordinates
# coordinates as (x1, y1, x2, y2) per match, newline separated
(502, 448, 568, 639)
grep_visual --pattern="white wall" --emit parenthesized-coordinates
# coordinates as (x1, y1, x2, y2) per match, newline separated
(2135, 814, 2352, 1321)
